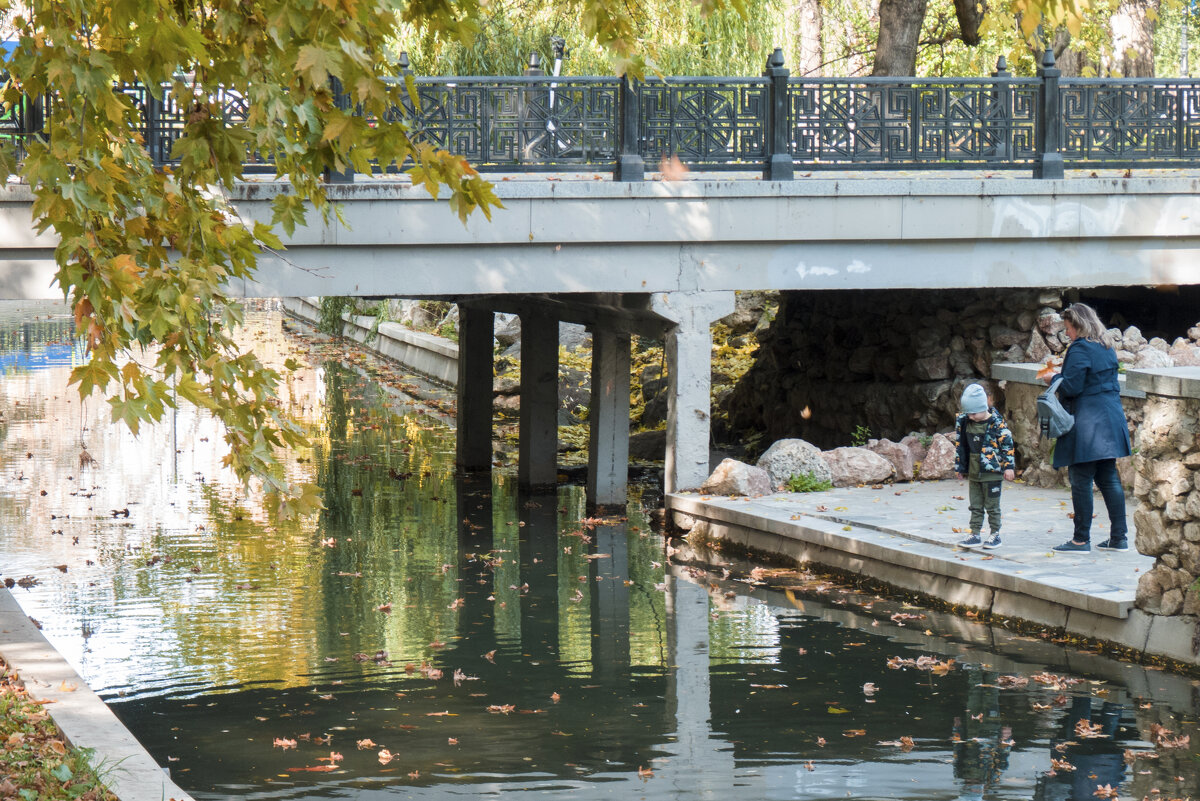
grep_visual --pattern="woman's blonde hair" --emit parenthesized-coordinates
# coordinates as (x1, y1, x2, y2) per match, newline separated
(1062, 302, 1111, 347)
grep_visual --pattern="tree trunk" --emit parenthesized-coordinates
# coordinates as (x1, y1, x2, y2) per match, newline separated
(1109, 0, 1160, 77)
(790, 0, 824, 76)
(872, 0, 929, 76)
(953, 0, 986, 46)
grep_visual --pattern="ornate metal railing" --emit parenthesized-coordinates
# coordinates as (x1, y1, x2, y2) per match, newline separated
(4, 49, 1200, 179)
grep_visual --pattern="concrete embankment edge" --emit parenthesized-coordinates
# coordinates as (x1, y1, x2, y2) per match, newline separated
(283, 297, 458, 386)
(0, 588, 195, 800)
(666, 494, 1199, 669)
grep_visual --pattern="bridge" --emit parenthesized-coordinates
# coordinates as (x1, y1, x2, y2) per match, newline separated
(2, 52, 1200, 504)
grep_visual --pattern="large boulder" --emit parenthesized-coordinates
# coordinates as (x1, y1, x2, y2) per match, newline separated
(867, 438, 915, 482)
(755, 438, 833, 489)
(920, 433, 957, 480)
(700, 459, 773, 497)
(820, 447, 894, 487)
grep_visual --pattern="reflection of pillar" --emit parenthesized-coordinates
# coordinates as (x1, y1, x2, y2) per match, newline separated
(660, 576, 735, 797)
(587, 328, 631, 509)
(456, 472, 497, 648)
(518, 313, 559, 489)
(456, 306, 494, 471)
(519, 490, 560, 661)
(590, 523, 630, 680)
(651, 292, 735, 493)
(455, 472, 493, 543)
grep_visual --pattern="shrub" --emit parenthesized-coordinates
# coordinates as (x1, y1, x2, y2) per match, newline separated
(785, 471, 833, 493)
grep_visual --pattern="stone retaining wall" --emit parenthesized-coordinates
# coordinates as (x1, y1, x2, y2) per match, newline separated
(724, 288, 1067, 450)
(1125, 370, 1200, 619)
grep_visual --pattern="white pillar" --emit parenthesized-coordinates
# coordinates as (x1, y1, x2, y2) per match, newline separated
(456, 306, 494, 471)
(587, 328, 631, 509)
(518, 313, 559, 489)
(651, 291, 735, 493)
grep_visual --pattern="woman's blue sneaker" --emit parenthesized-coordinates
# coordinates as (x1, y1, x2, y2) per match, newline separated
(1096, 538, 1129, 551)
(959, 533, 982, 548)
(1053, 540, 1091, 552)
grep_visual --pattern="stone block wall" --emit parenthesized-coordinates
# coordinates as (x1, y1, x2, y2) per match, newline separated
(723, 288, 1067, 450)
(1131, 393, 1200, 616)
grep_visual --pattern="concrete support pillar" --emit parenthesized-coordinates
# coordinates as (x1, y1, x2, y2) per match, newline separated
(456, 306, 494, 472)
(651, 291, 735, 493)
(587, 328, 631, 510)
(518, 313, 559, 489)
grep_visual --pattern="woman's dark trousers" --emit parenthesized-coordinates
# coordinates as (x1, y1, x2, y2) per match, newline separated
(1068, 458, 1128, 543)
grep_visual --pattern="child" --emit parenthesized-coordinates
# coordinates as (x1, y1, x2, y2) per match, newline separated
(954, 383, 1016, 549)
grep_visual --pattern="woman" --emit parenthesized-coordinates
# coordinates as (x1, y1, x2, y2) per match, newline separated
(1046, 303, 1131, 552)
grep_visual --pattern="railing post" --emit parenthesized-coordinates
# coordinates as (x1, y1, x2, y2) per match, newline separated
(762, 47, 793, 180)
(1035, 49, 1064, 179)
(991, 56, 1010, 163)
(323, 75, 355, 183)
(145, 89, 162, 166)
(614, 73, 644, 181)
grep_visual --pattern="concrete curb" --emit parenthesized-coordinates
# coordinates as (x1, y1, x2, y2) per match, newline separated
(0, 588, 195, 801)
(666, 492, 1200, 669)
(282, 296, 459, 386)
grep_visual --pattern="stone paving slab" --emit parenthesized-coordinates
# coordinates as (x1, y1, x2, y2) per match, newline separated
(0, 588, 195, 801)
(668, 480, 1152, 620)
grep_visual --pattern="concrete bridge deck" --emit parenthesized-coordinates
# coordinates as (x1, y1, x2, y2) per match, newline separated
(665, 481, 1197, 668)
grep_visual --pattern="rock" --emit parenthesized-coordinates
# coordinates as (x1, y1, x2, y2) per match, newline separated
(1132, 347, 1174, 370)
(820, 447, 895, 487)
(493, 375, 520, 395)
(700, 458, 773, 497)
(1136, 566, 1175, 613)
(1179, 541, 1200, 575)
(755, 438, 833, 489)
(848, 346, 877, 375)
(672, 511, 696, 531)
(911, 355, 951, 381)
(919, 434, 957, 480)
(1190, 324, 1200, 342)
(1169, 344, 1200, 366)
(1037, 309, 1065, 337)
(559, 322, 591, 352)
(1160, 588, 1185, 616)
(494, 314, 522, 347)
(720, 290, 775, 336)
(867, 439, 915, 482)
(1024, 329, 1051, 363)
(1149, 336, 1170, 352)
(629, 429, 666, 461)
(989, 324, 1026, 349)
(899, 434, 929, 464)
(1134, 507, 1173, 557)
(1123, 325, 1147, 349)
(559, 366, 590, 425)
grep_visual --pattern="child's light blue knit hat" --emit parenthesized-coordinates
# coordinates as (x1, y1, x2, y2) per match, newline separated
(960, 383, 989, 414)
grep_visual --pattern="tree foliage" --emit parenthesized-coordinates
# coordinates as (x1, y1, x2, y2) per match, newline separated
(0, 0, 501, 514)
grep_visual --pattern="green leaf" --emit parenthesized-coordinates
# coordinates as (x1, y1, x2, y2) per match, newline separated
(51, 761, 74, 782)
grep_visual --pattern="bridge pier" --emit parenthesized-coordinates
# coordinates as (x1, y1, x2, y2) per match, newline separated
(518, 312, 560, 489)
(587, 328, 631, 510)
(455, 306, 494, 471)
(652, 291, 735, 493)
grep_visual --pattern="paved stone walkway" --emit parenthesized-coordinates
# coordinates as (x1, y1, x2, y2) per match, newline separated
(670, 479, 1153, 619)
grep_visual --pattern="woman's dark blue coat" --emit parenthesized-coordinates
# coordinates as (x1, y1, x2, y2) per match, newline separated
(1050, 338, 1131, 468)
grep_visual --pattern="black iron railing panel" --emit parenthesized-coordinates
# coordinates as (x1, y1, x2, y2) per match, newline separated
(5, 62, 1200, 179)
(1060, 79, 1200, 165)
(787, 78, 1039, 168)
(638, 78, 768, 168)
(404, 77, 620, 170)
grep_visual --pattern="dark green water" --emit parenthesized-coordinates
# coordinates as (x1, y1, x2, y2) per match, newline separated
(0, 301, 1197, 800)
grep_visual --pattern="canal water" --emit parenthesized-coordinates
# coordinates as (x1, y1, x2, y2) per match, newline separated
(0, 300, 1197, 800)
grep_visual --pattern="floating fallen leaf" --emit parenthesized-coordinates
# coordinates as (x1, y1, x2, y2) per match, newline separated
(274, 737, 298, 750)
(448, 737, 458, 745)
(1092, 784, 1118, 798)
(816, 737, 826, 747)
(378, 749, 394, 764)
(487, 704, 515, 714)
(843, 729, 866, 737)
(827, 706, 850, 714)
(551, 692, 561, 703)
(376, 603, 392, 613)
(287, 765, 337, 772)
(356, 738, 377, 749)
(862, 682, 877, 696)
